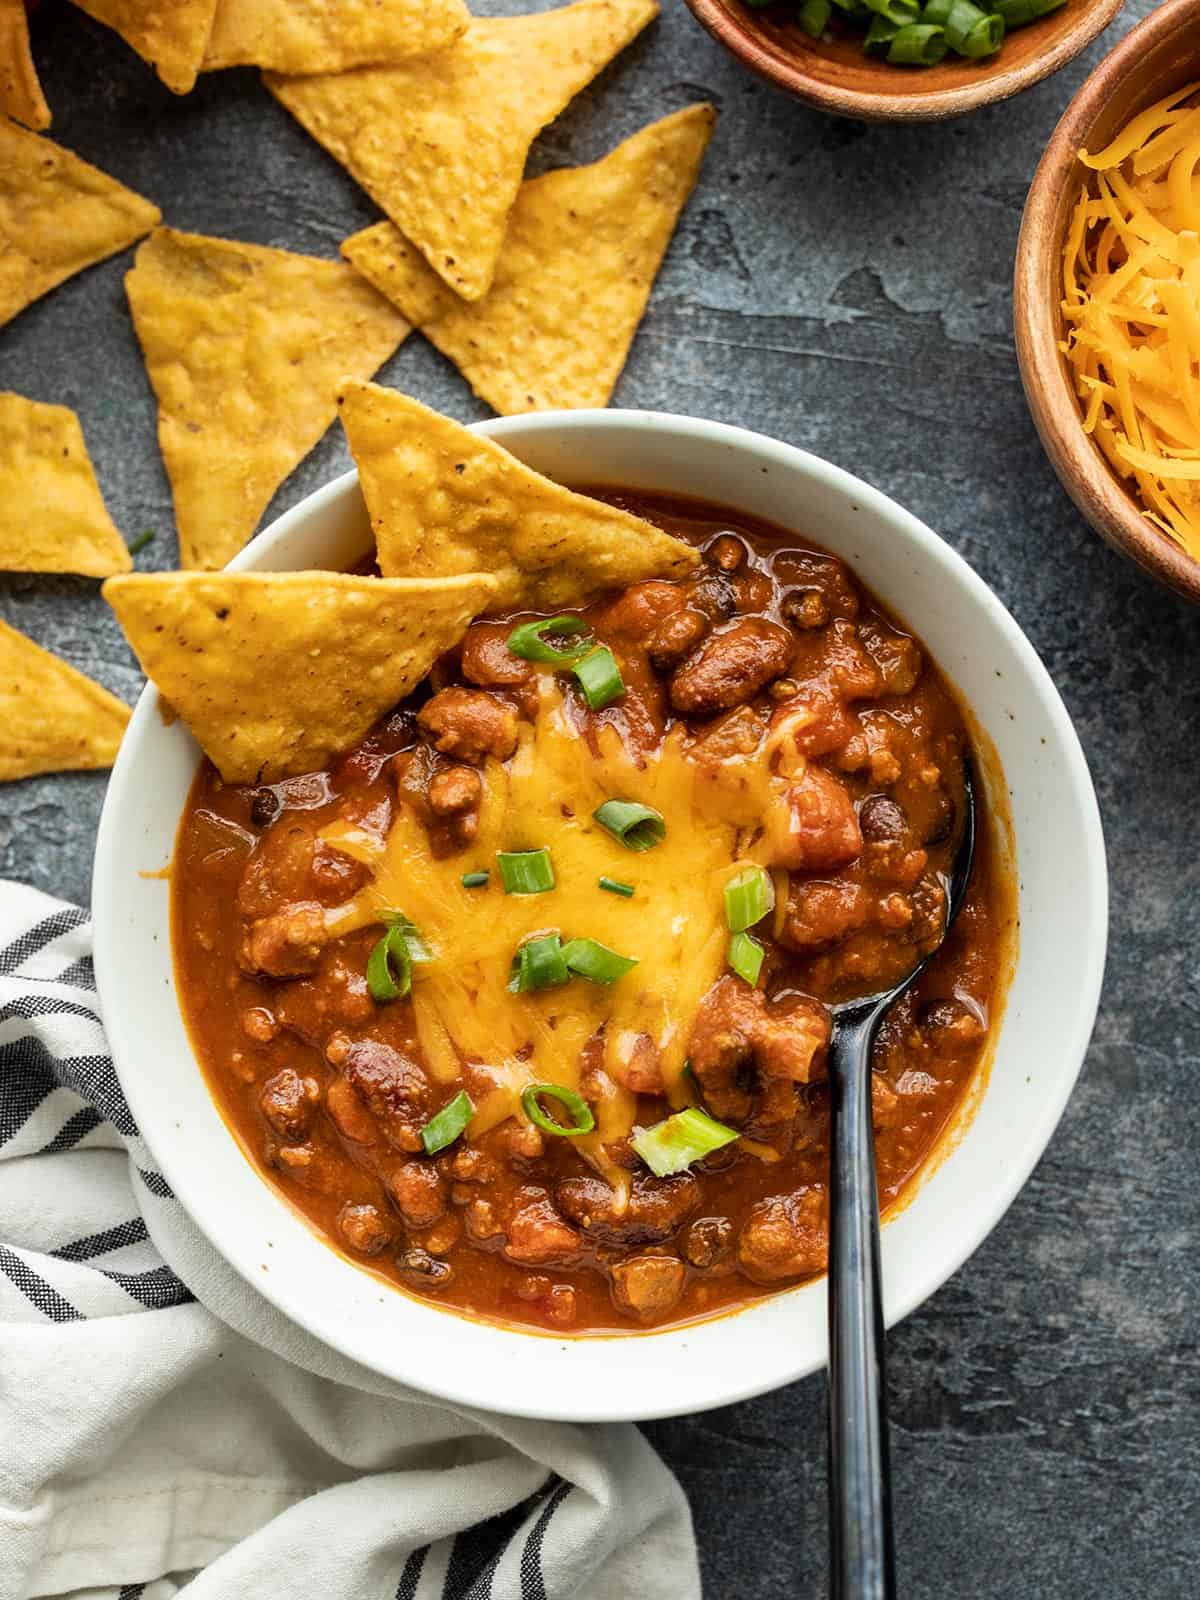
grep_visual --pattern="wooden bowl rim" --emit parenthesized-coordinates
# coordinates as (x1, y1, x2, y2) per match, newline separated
(1014, 0, 1200, 605)
(681, 0, 1126, 121)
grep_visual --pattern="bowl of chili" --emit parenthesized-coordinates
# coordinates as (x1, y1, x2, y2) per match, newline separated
(93, 409, 1106, 1421)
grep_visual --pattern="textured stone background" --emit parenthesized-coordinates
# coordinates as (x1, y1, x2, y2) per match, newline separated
(4, 0, 1198, 1594)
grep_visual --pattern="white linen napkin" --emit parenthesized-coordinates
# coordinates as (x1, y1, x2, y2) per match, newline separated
(0, 879, 699, 1600)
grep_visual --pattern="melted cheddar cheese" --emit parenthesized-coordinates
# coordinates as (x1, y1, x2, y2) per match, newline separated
(1062, 81, 1200, 558)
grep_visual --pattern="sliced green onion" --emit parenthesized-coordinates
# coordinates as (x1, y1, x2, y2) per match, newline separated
(920, 0, 952, 17)
(598, 876, 635, 898)
(724, 865, 775, 933)
(497, 847, 555, 895)
(420, 1090, 474, 1154)
(887, 21, 948, 61)
(461, 870, 489, 888)
(521, 1082, 595, 1137)
(573, 645, 625, 710)
(941, 0, 1002, 53)
(864, 0, 921, 23)
(593, 799, 665, 852)
(508, 934, 570, 994)
(506, 615, 592, 664)
(379, 911, 432, 963)
(562, 937, 638, 985)
(728, 930, 765, 987)
(367, 924, 413, 1002)
(993, 0, 1060, 24)
(864, 13, 901, 50)
(631, 1108, 739, 1177)
(127, 529, 155, 556)
(798, 0, 831, 33)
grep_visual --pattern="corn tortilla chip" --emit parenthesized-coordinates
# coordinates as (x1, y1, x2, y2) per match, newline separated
(0, 618, 130, 780)
(125, 227, 410, 573)
(68, 0, 219, 94)
(0, 392, 131, 576)
(202, 0, 469, 75)
(337, 380, 701, 609)
(1, 0, 50, 129)
(267, 0, 658, 303)
(343, 105, 715, 417)
(1, 120, 160, 330)
(104, 569, 496, 783)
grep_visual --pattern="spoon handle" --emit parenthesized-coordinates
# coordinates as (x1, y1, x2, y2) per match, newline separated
(827, 1005, 896, 1600)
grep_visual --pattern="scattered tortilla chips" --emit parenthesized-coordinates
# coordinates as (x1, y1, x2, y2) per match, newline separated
(343, 105, 716, 416)
(1, 0, 50, 129)
(0, 392, 131, 576)
(202, 0, 469, 75)
(266, 0, 659, 303)
(125, 227, 410, 572)
(337, 379, 701, 609)
(1, 120, 160, 330)
(103, 569, 496, 783)
(0, 618, 130, 780)
(68, 0, 219, 94)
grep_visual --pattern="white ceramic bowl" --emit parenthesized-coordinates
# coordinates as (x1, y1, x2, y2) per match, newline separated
(93, 411, 1107, 1422)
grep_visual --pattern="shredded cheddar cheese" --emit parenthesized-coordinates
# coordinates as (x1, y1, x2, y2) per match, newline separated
(1061, 81, 1200, 559)
(322, 679, 797, 1196)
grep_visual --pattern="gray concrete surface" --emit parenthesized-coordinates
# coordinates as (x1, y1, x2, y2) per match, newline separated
(3, 1, 1196, 1594)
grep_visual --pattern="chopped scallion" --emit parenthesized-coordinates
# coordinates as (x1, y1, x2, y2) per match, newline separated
(367, 924, 413, 1002)
(497, 847, 555, 895)
(798, 0, 831, 31)
(127, 529, 155, 556)
(593, 799, 666, 852)
(521, 1082, 595, 1137)
(506, 615, 593, 664)
(864, 0, 921, 22)
(598, 876, 635, 898)
(420, 1090, 474, 1154)
(728, 930, 765, 987)
(573, 645, 625, 710)
(631, 1108, 739, 1177)
(724, 865, 775, 933)
(461, 870, 489, 888)
(562, 937, 638, 985)
(379, 911, 433, 963)
(508, 934, 570, 994)
(886, 20, 948, 61)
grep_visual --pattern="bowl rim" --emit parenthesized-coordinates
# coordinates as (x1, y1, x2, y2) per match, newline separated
(1013, 0, 1200, 605)
(680, 0, 1126, 122)
(92, 408, 1108, 1421)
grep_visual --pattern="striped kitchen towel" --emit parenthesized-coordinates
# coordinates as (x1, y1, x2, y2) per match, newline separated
(0, 880, 699, 1600)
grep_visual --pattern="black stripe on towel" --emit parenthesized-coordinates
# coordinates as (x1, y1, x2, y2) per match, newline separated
(101, 1263, 194, 1310)
(395, 1546, 427, 1600)
(52, 1218, 150, 1263)
(519, 1481, 571, 1600)
(117, 1583, 147, 1599)
(0, 908, 87, 976)
(0, 1244, 83, 1323)
(39, 1105, 103, 1154)
(443, 1496, 531, 1599)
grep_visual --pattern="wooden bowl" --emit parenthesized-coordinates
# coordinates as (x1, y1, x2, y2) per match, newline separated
(1014, 0, 1200, 605)
(681, 0, 1125, 121)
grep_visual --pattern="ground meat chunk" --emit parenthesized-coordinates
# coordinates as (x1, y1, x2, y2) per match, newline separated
(688, 976, 831, 1125)
(858, 621, 923, 696)
(325, 1072, 380, 1144)
(417, 688, 519, 764)
(610, 1255, 687, 1321)
(872, 1074, 901, 1130)
(460, 622, 535, 687)
(556, 1172, 699, 1247)
(337, 1202, 392, 1256)
(237, 819, 366, 918)
(919, 998, 986, 1054)
(241, 1006, 278, 1044)
(768, 693, 858, 760)
(647, 607, 710, 672)
(669, 619, 793, 716)
(771, 764, 863, 873)
(259, 1067, 320, 1142)
(516, 1275, 577, 1327)
(738, 1189, 828, 1282)
(707, 534, 747, 571)
(343, 1040, 428, 1146)
(680, 1215, 734, 1271)
(427, 764, 482, 849)
(504, 1191, 583, 1266)
(594, 580, 683, 644)
(781, 880, 873, 951)
(688, 705, 767, 770)
(824, 619, 883, 701)
(238, 903, 326, 978)
(782, 588, 831, 631)
(606, 1034, 664, 1096)
(385, 1160, 446, 1228)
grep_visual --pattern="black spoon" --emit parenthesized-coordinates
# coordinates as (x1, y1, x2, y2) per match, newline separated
(826, 763, 977, 1600)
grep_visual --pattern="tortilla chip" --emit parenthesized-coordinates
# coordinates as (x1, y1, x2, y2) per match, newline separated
(337, 379, 701, 609)
(202, 0, 469, 74)
(266, 0, 659, 303)
(343, 105, 715, 416)
(1, 0, 50, 129)
(103, 569, 496, 783)
(0, 393, 131, 576)
(68, 0, 219, 94)
(125, 227, 410, 572)
(0, 619, 130, 780)
(0, 121, 160, 330)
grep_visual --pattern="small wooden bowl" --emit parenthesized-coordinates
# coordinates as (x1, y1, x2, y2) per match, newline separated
(1014, 0, 1200, 605)
(681, 0, 1125, 121)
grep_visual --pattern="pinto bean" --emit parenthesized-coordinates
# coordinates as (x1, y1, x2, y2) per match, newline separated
(668, 619, 793, 716)
(858, 794, 908, 845)
(396, 1247, 452, 1288)
(688, 976, 831, 1125)
(557, 1172, 699, 1247)
(770, 764, 863, 873)
(647, 608, 710, 673)
(259, 1067, 320, 1142)
(417, 688, 519, 764)
(680, 1216, 734, 1271)
(337, 1202, 392, 1256)
(343, 1040, 428, 1147)
(385, 1161, 446, 1228)
(460, 622, 534, 687)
